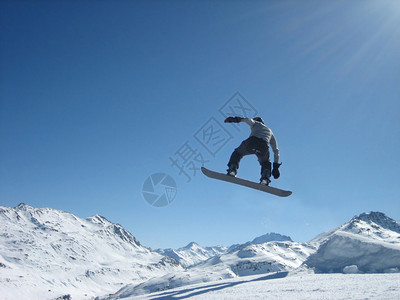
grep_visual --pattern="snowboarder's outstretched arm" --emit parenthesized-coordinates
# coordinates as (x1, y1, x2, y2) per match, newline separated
(224, 116, 255, 125)
(269, 134, 279, 164)
(224, 116, 243, 123)
(269, 134, 281, 179)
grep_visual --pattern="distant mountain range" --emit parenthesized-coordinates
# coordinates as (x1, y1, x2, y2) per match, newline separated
(153, 232, 292, 268)
(155, 242, 227, 268)
(1, 204, 399, 300)
(0, 204, 182, 300)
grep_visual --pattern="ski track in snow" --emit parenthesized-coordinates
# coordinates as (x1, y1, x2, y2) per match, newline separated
(116, 272, 400, 300)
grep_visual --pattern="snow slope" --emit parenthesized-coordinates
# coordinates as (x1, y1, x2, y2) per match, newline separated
(102, 212, 400, 299)
(119, 272, 400, 300)
(304, 212, 400, 273)
(102, 240, 315, 298)
(0, 204, 183, 300)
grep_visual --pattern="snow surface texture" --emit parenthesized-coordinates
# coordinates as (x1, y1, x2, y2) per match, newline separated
(103, 272, 400, 300)
(0, 204, 182, 300)
(1, 205, 400, 300)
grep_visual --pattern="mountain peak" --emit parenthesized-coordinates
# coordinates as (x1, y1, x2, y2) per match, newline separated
(305, 211, 400, 273)
(0, 204, 182, 298)
(358, 211, 391, 222)
(86, 214, 142, 247)
(251, 232, 293, 244)
(349, 211, 400, 234)
(88, 214, 112, 225)
(16, 203, 32, 209)
(185, 242, 199, 248)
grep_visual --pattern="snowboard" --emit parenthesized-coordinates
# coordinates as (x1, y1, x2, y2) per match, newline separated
(201, 167, 292, 197)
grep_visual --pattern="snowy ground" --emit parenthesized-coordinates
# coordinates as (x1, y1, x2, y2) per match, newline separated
(2, 207, 400, 299)
(119, 272, 400, 300)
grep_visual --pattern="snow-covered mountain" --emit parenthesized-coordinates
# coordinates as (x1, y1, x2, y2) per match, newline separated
(155, 242, 227, 268)
(251, 232, 292, 244)
(102, 211, 400, 299)
(1, 204, 400, 300)
(227, 232, 293, 253)
(198, 240, 315, 277)
(304, 211, 400, 273)
(0, 204, 183, 300)
(155, 232, 292, 268)
(103, 238, 315, 299)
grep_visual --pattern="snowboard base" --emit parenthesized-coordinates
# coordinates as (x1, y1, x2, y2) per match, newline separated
(201, 167, 292, 197)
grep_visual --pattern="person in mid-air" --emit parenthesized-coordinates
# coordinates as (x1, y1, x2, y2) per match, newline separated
(224, 116, 281, 186)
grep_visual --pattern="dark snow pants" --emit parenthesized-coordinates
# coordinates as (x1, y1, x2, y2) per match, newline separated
(227, 136, 271, 179)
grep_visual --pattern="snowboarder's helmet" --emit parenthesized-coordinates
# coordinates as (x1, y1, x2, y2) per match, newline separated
(253, 117, 264, 124)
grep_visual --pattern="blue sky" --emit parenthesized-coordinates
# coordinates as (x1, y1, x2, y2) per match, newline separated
(1, 0, 399, 249)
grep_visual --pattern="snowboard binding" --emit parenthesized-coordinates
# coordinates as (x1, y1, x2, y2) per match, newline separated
(260, 178, 271, 186)
(226, 163, 238, 177)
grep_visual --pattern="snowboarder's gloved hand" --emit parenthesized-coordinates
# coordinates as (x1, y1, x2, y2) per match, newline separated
(224, 116, 242, 123)
(272, 162, 281, 179)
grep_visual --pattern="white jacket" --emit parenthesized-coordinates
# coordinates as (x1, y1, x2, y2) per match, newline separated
(241, 118, 280, 163)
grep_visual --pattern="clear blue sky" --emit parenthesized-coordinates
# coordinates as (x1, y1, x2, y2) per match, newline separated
(1, 0, 399, 249)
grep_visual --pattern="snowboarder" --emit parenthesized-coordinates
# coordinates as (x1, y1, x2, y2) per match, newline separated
(224, 116, 281, 186)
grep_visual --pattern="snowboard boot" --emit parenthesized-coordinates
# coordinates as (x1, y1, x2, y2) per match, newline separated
(260, 162, 272, 185)
(227, 163, 238, 177)
(260, 178, 271, 186)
